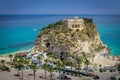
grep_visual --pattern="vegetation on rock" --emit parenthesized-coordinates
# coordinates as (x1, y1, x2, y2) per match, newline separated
(35, 18, 108, 58)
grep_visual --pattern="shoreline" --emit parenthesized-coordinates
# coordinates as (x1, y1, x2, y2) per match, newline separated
(93, 49, 119, 67)
(0, 47, 35, 57)
(0, 46, 119, 57)
(0, 47, 35, 62)
(0, 46, 119, 67)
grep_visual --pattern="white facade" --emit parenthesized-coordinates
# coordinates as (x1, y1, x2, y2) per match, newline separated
(64, 17, 84, 30)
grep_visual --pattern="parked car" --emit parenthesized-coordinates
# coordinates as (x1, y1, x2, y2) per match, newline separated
(110, 68, 117, 72)
(110, 76, 117, 80)
(14, 74, 20, 77)
(102, 68, 107, 72)
(64, 66, 71, 70)
(104, 65, 111, 70)
(79, 74, 82, 77)
(49, 73, 55, 77)
(39, 75, 46, 79)
(87, 69, 94, 72)
(83, 66, 94, 72)
(93, 75, 100, 79)
(99, 68, 103, 72)
(67, 77, 72, 80)
(89, 73, 94, 77)
(75, 67, 81, 70)
(48, 62, 56, 68)
(58, 73, 67, 79)
(80, 71, 89, 76)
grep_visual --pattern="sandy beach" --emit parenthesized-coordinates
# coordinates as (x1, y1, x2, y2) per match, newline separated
(93, 50, 119, 67)
(0, 48, 118, 68)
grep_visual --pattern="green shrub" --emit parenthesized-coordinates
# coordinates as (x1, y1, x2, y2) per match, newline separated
(83, 18, 93, 24)
(76, 29, 79, 32)
(41, 20, 63, 30)
(1, 65, 10, 71)
(117, 64, 120, 73)
(55, 31, 59, 35)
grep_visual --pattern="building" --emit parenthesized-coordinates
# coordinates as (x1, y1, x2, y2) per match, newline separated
(17, 52, 28, 58)
(64, 16, 85, 30)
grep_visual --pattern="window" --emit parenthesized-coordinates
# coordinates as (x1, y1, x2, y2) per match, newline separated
(72, 25, 74, 28)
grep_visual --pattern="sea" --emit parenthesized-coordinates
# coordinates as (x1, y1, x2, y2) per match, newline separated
(0, 14, 120, 56)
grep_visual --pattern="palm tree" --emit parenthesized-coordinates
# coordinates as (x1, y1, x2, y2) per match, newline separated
(8, 54, 13, 62)
(47, 66, 54, 80)
(84, 58, 90, 72)
(82, 52, 87, 58)
(13, 54, 19, 64)
(24, 58, 30, 68)
(47, 52, 53, 57)
(44, 59, 49, 64)
(76, 57, 82, 70)
(69, 62, 74, 71)
(42, 59, 49, 79)
(81, 52, 87, 69)
(13, 55, 21, 78)
(43, 63, 48, 79)
(56, 60, 63, 80)
(0, 59, 5, 66)
(37, 56, 42, 64)
(85, 59, 90, 67)
(19, 58, 25, 80)
(30, 63, 37, 80)
(62, 59, 67, 67)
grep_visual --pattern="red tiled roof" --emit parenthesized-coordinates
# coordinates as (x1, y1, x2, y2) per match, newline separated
(17, 52, 27, 57)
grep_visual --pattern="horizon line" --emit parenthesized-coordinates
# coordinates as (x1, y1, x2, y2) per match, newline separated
(0, 13, 120, 16)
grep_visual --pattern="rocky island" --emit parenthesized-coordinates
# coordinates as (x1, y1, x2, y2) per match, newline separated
(35, 17, 108, 58)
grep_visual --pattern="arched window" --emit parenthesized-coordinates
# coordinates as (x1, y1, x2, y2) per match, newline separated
(72, 25, 74, 28)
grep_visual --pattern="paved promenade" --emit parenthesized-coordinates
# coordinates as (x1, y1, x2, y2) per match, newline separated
(0, 67, 119, 80)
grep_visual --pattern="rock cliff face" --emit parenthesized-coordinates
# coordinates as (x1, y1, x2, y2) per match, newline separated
(35, 18, 108, 56)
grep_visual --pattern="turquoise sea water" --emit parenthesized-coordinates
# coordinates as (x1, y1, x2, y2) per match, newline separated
(0, 15, 120, 55)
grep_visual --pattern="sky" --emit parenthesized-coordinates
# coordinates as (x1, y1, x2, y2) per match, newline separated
(0, 0, 120, 15)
